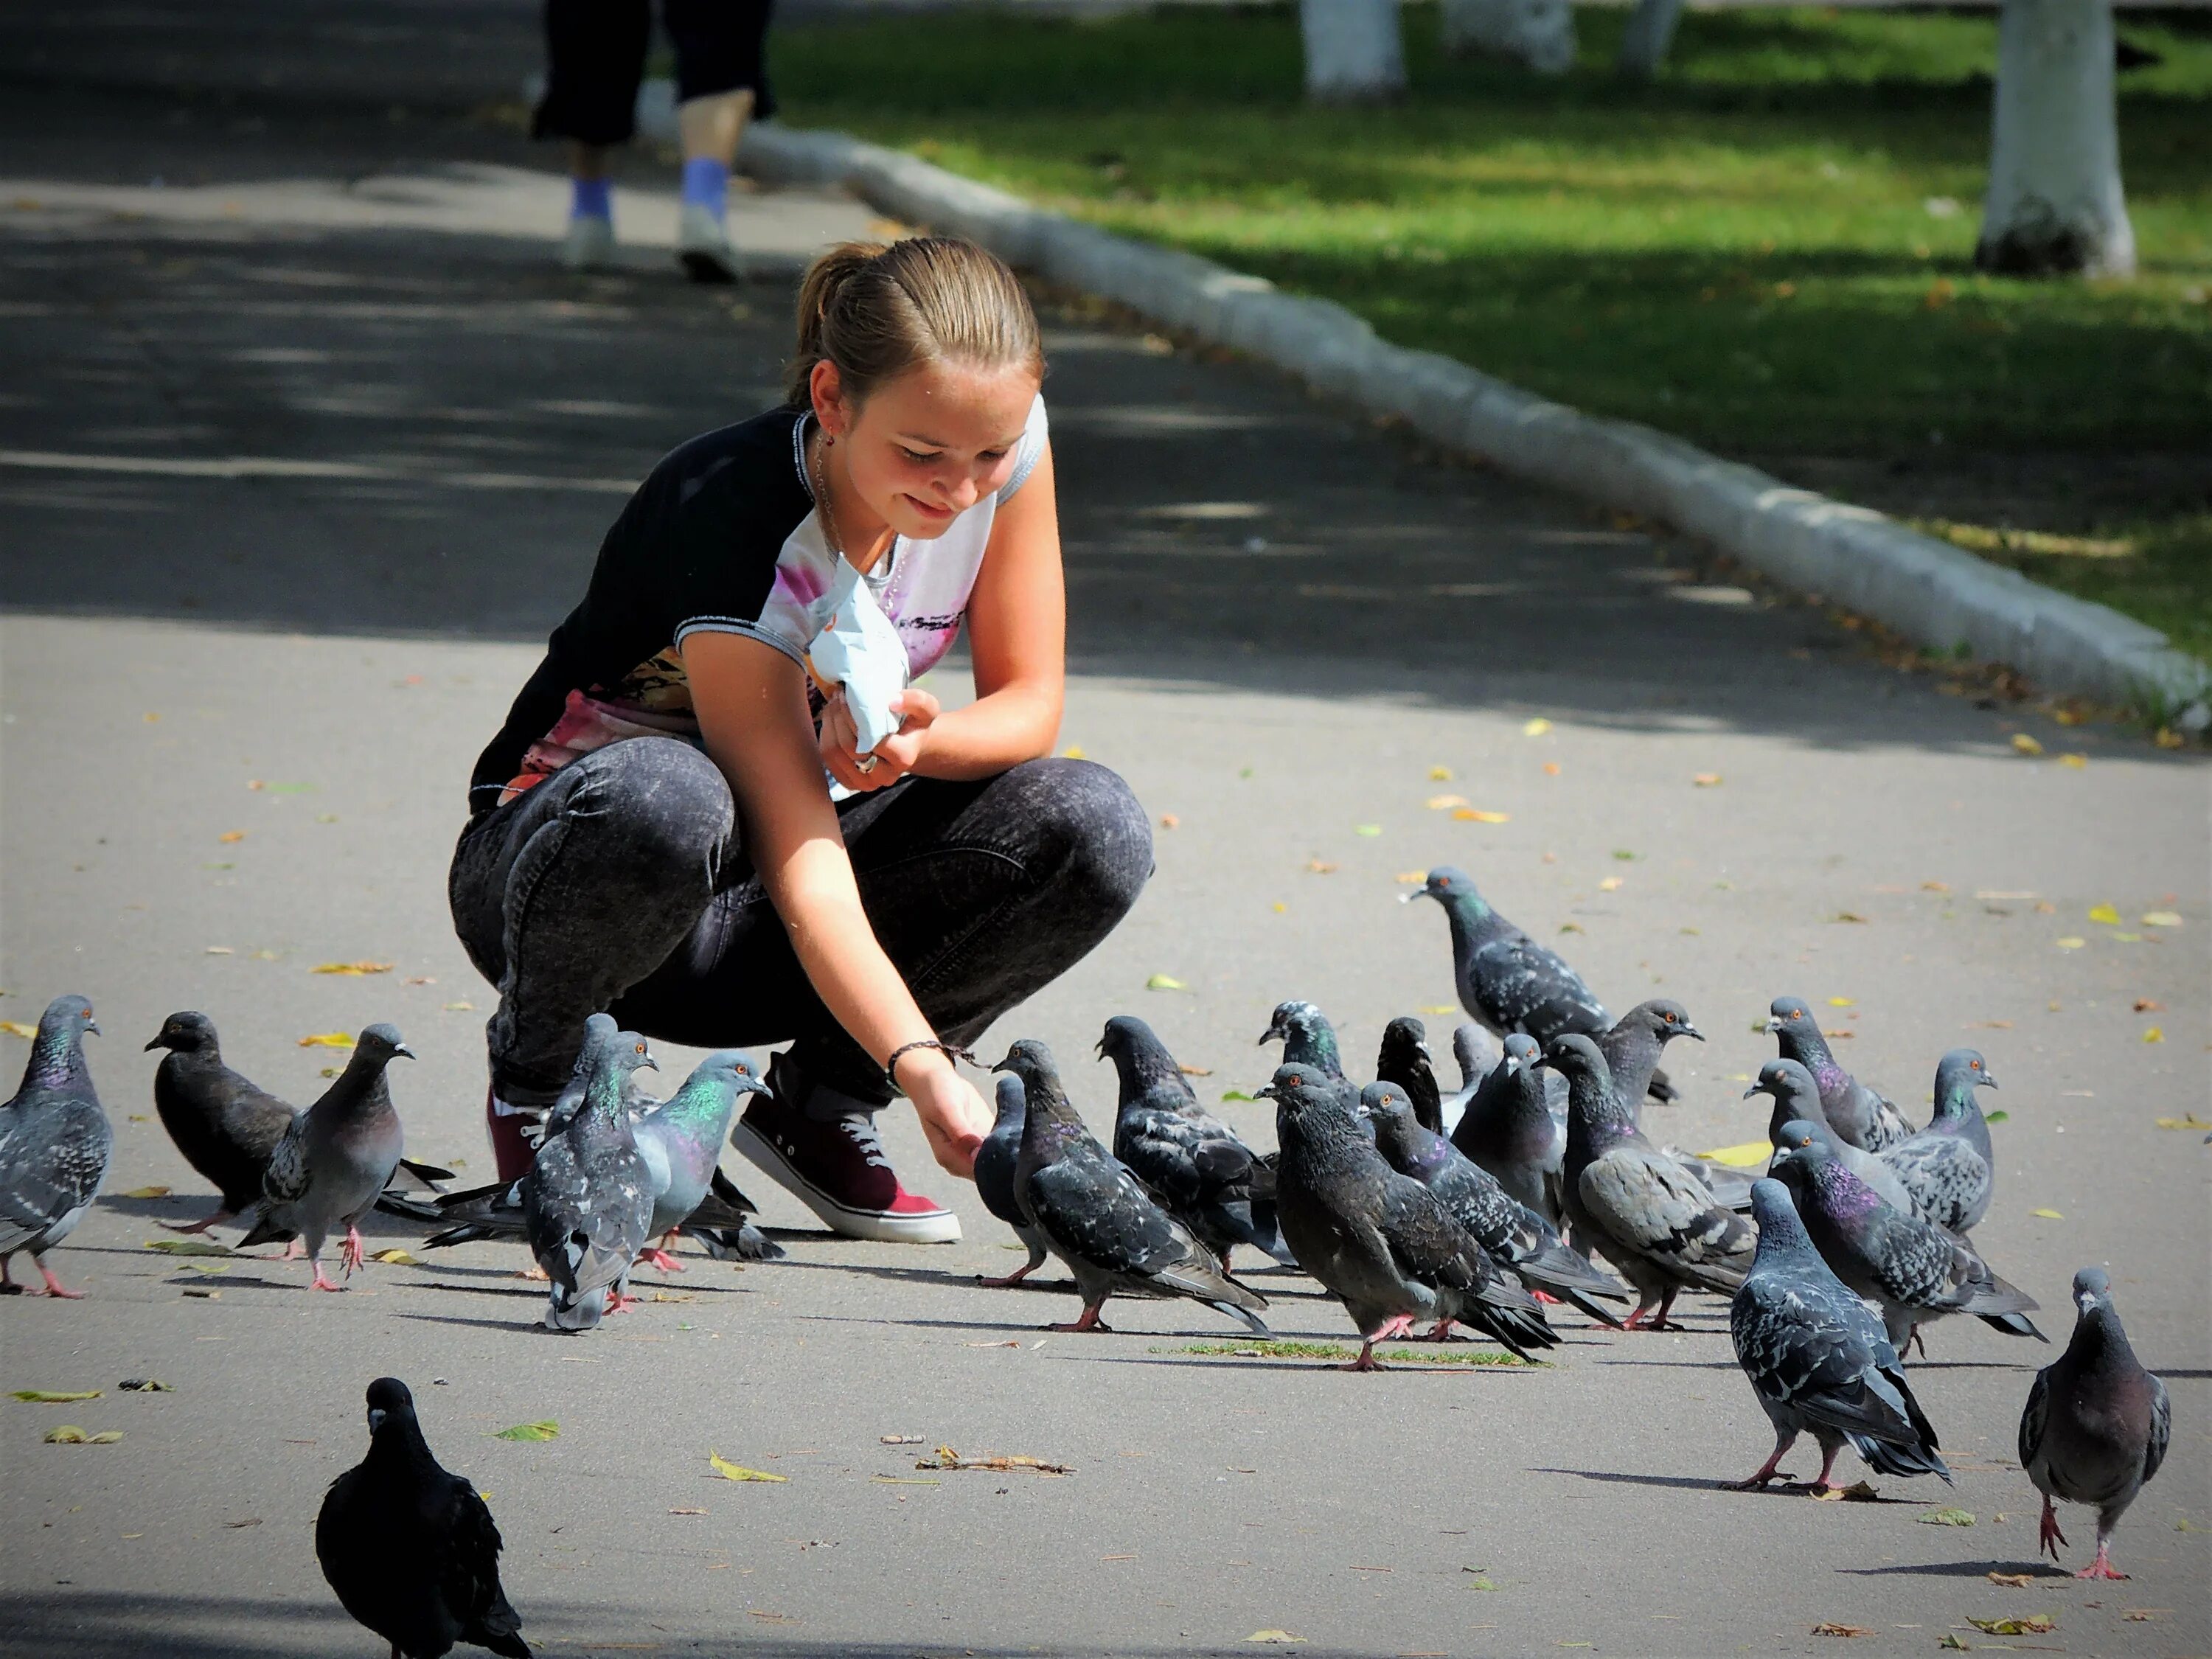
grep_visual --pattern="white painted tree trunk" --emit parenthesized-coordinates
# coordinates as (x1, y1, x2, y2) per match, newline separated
(1439, 0, 1576, 76)
(1298, 0, 1407, 103)
(1615, 0, 1683, 81)
(1975, 0, 2135, 277)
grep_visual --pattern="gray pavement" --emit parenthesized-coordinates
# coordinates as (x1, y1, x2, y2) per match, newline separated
(3, 43, 2208, 1659)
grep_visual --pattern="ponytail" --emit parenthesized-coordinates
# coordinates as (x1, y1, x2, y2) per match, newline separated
(785, 236, 1044, 410)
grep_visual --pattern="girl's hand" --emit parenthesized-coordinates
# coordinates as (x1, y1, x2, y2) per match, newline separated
(821, 688, 941, 793)
(897, 1049, 989, 1180)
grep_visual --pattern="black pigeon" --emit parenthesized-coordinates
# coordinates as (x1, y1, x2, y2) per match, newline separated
(1263, 1063, 1554, 1367)
(0, 994, 109, 1299)
(1374, 1017, 1446, 1135)
(1596, 999, 1700, 1112)
(1877, 1048, 1997, 1234)
(1450, 1033, 1565, 1227)
(1769, 1121, 2043, 1352)
(973, 1073, 1048, 1287)
(1767, 997, 1911, 1150)
(1099, 1015, 1292, 1271)
(1745, 1060, 1915, 1214)
(1439, 1021, 1503, 1134)
(523, 1016, 656, 1331)
(1259, 1000, 1347, 1081)
(995, 1040, 1267, 1335)
(317, 1377, 530, 1658)
(2020, 1268, 2171, 1580)
(1360, 1081, 1627, 1326)
(237, 1024, 411, 1292)
(1548, 1034, 1754, 1330)
(1725, 1179, 1950, 1492)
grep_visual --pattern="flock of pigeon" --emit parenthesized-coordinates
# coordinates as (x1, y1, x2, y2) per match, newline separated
(0, 862, 2177, 1655)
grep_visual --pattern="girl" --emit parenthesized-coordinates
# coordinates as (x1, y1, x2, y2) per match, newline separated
(449, 237, 1151, 1242)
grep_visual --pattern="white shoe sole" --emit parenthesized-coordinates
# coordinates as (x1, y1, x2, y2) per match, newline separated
(729, 1119, 961, 1244)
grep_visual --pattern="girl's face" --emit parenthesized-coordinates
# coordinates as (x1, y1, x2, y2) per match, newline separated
(814, 358, 1040, 543)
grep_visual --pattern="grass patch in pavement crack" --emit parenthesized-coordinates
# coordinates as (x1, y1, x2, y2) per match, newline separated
(1161, 1340, 1537, 1366)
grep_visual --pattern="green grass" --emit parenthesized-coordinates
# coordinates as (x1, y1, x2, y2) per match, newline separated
(1164, 1340, 1534, 1366)
(774, 4, 2212, 659)
(1918, 512, 2212, 664)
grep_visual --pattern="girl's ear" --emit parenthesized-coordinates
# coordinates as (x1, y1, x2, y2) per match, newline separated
(810, 359, 847, 437)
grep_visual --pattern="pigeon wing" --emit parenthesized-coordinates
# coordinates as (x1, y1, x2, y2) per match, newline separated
(1028, 1141, 1190, 1276)
(1470, 932, 1607, 1037)
(2143, 1373, 2171, 1487)
(1374, 1172, 1487, 1293)
(0, 1102, 110, 1250)
(1582, 1143, 1751, 1291)
(438, 1472, 527, 1657)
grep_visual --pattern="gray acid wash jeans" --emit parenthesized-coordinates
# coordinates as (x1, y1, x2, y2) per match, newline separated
(448, 738, 1152, 1108)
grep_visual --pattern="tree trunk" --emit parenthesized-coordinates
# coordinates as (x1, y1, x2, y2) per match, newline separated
(1299, 0, 1407, 103)
(1439, 0, 1576, 75)
(1975, 0, 2135, 277)
(1615, 0, 1683, 81)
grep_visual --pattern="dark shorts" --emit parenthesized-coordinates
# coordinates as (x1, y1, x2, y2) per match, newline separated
(534, 0, 776, 149)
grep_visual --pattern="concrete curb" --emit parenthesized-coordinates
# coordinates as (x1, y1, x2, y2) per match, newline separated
(741, 121, 2208, 720)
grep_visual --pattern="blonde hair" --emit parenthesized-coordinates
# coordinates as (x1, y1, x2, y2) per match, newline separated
(785, 237, 1044, 409)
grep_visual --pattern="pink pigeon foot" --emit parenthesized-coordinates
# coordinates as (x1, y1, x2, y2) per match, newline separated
(2038, 1496, 2070, 1561)
(603, 1286, 641, 1317)
(1529, 1288, 1562, 1304)
(978, 1265, 1036, 1287)
(638, 1248, 685, 1273)
(2075, 1545, 2126, 1582)
(23, 1259, 86, 1299)
(1046, 1304, 1110, 1332)
(1721, 1435, 1796, 1491)
(340, 1226, 366, 1276)
(1339, 1340, 1386, 1372)
(310, 1267, 347, 1292)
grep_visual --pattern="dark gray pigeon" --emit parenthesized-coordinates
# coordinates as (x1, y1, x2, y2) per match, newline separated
(237, 1023, 411, 1292)
(1548, 1034, 1754, 1330)
(1596, 999, 1700, 1113)
(0, 994, 109, 1299)
(1101, 1015, 1291, 1272)
(522, 1017, 656, 1332)
(1769, 1121, 2043, 1352)
(1259, 1000, 1348, 1081)
(995, 1040, 1268, 1335)
(1745, 1060, 1915, 1214)
(1725, 1178, 1951, 1492)
(1374, 1017, 1446, 1135)
(1263, 1063, 1555, 1366)
(1405, 863, 1606, 1037)
(1360, 1081, 1627, 1326)
(1768, 996, 1912, 1150)
(1877, 1048, 1997, 1234)
(973, 1073, 1048, 1287)
(317, 1377, 530, 1658)
(1439, 1022, 1504, 1135)
(631, 1050, 770, 1270)
(1450, 1032, 1565, 1227)
(2020, 1268, 2171, 1580)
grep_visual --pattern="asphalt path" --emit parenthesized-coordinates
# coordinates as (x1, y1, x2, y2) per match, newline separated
(1, 37, 2207, 1659)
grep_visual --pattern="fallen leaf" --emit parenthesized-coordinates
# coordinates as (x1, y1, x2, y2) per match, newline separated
(1937, 1636, 1969, 1651)
(116, 1379, 172, 1392)
(1541, 762, 1562, 776)
(1353, 824, 1382, 837)
(1968, 1615, 2056, 1635)
(1611, 849, 1636, 861)
(2134, 997, 2166, 1012)
(1305, 860, 1338, 874)
(1394, 871, 1427, 885)
(297, 1032, 355, 1048)
(1060, 745, 1085, 760)
(44, 1426, 123, 1444)
(1425, 794, 1469, 811)
(1986, 1573, 2032, 1588)
(1698, 1141, 1773, 1168)
(1158, 813, 1179, 830)
(1811, 1624, 1874, 1638)
(1970, 1020, 2014, 1030)
(2154, 726, 2185, 748)
(2030, 1208, 2064, 1220)
(710, 1451, 787, 1482)
(1812, 1481, 1881, 1502)
(1983, 1110, 2009, 1124)
(2122, 1610, 2165, 1621)
(1831, 911, 1869, 924)
(2054, 937, 2085, 950)
(0, 1021, 36, 1040)
(1220, 1090, 1256, 1103)
(144, 1239, 235, 1257)
(223, 1517, 262, 1528)
(1920, 1507, 1976, 1526)
(1559, 922, 1585, 933)
(310, 961, 393, 976)
(218, 830, 246, 844)
(880, 1435, 925, 1444)
(2142, 1026, 2164, 1043)
(443, 1001, 476, 1012)
(1246, 1632, 1307, 1645)
(1599, 876, 1624, 891)
(1692, 773, 1723, 787)
(2056, 752, 2087, 768)
(1428, 765, 1453, 781)
(669, 1506, 708, 1515)
(12, 1390, 102, 1403)
(2011, 733, 2043, 756)
(1145, 974, 1188, 992)
(369, 1248, 419, 1265)
(493, 1421, 559, 1441)
(403, 975, 437, 986)
(1521, 718, 1551, 737)
(917, 1445, 1073, 1475)
(2154, 1113, 2211, 1130)
(1453, 809, 1511, 824)
(2087, 902, 2121, 925)
(1826, 996, 1856, 1008)
(1921, 880, 1951, 892)
(1178, 1063, 1213, 1077)
(1419, 1005, 1457, 1016)
(2142, 911, 2182, 928)
(122, 1185, 171, 1199)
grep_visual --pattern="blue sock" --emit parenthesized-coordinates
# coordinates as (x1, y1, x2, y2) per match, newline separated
(681, 156, 728, 218)
(570, 175, 611, 221)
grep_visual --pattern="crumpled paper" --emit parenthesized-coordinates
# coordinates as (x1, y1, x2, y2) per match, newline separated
(810, 560, 908, 797)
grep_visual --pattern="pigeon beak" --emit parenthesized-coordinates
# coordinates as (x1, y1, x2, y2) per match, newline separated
(988, 1054, 1014, 1075)
(738, 1074, 772, 1098)
(1254, 1083, 1278, 1100)
(1764, 1018, 1784, 1034)
(366, 1408, 388, 1433)
(1416, 1040, 1433, 1062)
(143, 1033, 167, 1052)
(85, 1018, 101, 1037)
(1979, 1072, 1999, 1091)
(1741, 1082, 1761, 1099)
(392, 1043, 417, 1060)
(1683, 1026, 1705, 1042)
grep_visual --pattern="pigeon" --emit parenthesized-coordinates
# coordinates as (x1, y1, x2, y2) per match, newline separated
(1547, 1033, 1755, 1330)
(1099, 1015, 1292, 1271)
(1768, 1121, 2044, 1352)
(994, 1039, 1268, 1335)
(1596, 999, 1700, 1113)
(1359, 1081, 1627, 1326)
(1263, 1063, 1555, 1366)
(1768, 996, 1912, 1150)
(1877, 1048, 1998, 1234)
(1438, 1021, 1503, 1134)
(1259, 1000, 1348, 1081)
(1373, 1017, 1447, 1135)
(686, 1168, 785, 1262)
(1745, 1060, 1916, 1214)
(2020, 1268, 2171, 1581)
(973, 1073, 1049, 1287)
(0, 994, 110, 1298)
(630, 1050, 771, 1270)
(522, 1016, 656, 1332)
(1450, 1033, 1565, 1226)
(1725, 1178, 1951, 1492)
(317, 1377, 530, 1658)
(236, 1025, 411, 1291)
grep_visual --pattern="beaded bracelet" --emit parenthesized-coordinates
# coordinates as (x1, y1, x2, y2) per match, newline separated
(884, 1038, 975, 1095)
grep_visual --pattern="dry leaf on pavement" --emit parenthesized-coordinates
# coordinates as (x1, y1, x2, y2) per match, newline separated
(1810, 1624, 1874, 1638)
(1986, 1572, 2032, 1588)
(297, 1032, 355, 1048)
(1968, 1614, 2056, 1635)
(11, 1390, 102, 1402)
(917, 1445, 1072, 1475)
(310, 961, 393, 976)
(44, 1426, 123, 1444)
(493, 1422, 559, 1442)
(1145, 974, 1188, 992)
(369, 1248, 419, 1265)
(710, 1451, 787, 1481)
(0, 1022, 36, 1040)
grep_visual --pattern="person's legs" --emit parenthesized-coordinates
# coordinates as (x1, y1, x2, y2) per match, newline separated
(533, 0, 650, 268)
(661, 0, 773, 282)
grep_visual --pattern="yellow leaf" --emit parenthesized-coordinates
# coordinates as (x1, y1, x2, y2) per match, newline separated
(297, 1032, 355, 1048)
(1427, 765, 1452, 781)
(2154, 726, 2185, 748)
(1305, 859, 1338, 874)
(2031, 1208, 2064, 1220)
(2154, 1113, 2211, 1131)
(1394, 871, 1427, 885)
(1826, 997, 1855, 1008)
(2142, 911, 2182, 927)
(710, 1451, 787, 1482)
(443, 1001, 476, 1012)
(1453, 808, 1510, 824)
(1692, 773, 1722, 787)
(2059, 753, 2087, 768)
(2087, 903, 2121, 925)
(1598, 876, 1624, 891)
(2054, 937, 2085, 950)
(2141, 1026, 2163, 1043)
(369, 1248, 419, 1265)
(1060, 745, 1085, 760)
(2011, 733, 2043, 755)
(12, 1389, 102, 1402)
(1542, 761, 1562, 776)
(1245, 1633, 1307, 1645)
(1698, 1141, 1773, 1169)
(310, 961, 394, 976)
(122, 1186, 170, 1199)
(218, 830, 246, 844)
(44, 1425, 122, 1444)
(1425, 794, 1469, 811)
(1521, 718, 1551, 737)
(0, 1021, 36, 1040)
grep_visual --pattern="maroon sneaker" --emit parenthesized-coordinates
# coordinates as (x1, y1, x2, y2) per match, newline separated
(730, 1062, 960, 1244)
